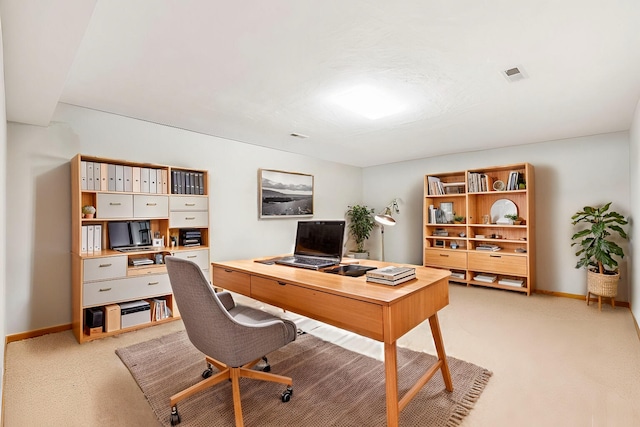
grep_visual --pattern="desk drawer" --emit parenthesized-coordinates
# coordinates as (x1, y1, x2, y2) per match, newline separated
(83, 274, 171, 307)
(468, 252, 527, 276)
(424, 249, 467, 269)
(83, 256, 128, 282)
(212, 267, 250, 296)
(251, 276, 383, 341)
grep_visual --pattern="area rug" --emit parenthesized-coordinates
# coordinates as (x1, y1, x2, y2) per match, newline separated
(116, 331, 491, 426)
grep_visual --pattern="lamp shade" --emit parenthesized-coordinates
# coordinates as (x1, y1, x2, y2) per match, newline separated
(374, 213, 396, 226)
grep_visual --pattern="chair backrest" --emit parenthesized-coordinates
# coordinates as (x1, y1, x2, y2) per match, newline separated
(164, 256, 249, 364)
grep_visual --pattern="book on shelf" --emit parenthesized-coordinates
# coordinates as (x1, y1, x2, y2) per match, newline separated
(148, 298, 171, 321)
(507, 171, 520, 191)
(442, 181, 465, 193)
(366, 273, 417, 286)
(366, 266, 415, 280)
(130, 258, 154, 266)
(467, 172, 494, 192)
(450, 271, 466, 279)
(498, 278, 524, 287)
(427, 176, 444, 195)
(476, 244, 501, 251)
(473, 274, 497, 283)
(432, 228, 449, 236)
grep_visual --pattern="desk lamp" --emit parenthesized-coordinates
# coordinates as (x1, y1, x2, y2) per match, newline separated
(374, 199, 399, 261)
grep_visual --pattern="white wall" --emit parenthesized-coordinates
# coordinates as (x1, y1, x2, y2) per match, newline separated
(4, 100, 636, 335)
(629, 99, 640, 323)
(5, 103, 362, 335)
(0, 15, 7, 409)
(363, 132, 631, 300)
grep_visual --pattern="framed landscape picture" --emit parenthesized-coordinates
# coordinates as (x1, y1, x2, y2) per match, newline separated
(259, 169, 314, 218)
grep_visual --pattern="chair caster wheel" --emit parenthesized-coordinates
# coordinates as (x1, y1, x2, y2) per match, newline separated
(202, 368, 213, 379)
(261, 356, 271, 372)
(170, 406, 181, 425)
(281, 386, 293, 402)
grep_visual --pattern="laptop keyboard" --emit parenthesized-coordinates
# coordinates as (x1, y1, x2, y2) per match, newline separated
(293, 257, 332, 266)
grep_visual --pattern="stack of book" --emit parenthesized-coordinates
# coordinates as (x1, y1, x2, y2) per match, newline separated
(433, 228, 449, 236)
(366, 266, 416, 286)
(473, 274, 497, 283)
(450, 271, 466, 280)
(498, 278, 524, 287)
(476, 244, 501, 251)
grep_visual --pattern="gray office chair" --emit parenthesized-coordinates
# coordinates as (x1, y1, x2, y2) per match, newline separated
(164, 256, 297, 426)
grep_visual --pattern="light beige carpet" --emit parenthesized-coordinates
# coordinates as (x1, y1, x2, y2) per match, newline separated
(116, 330, 491, 426)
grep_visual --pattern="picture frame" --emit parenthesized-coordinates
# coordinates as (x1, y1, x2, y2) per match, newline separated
(434, 239, 445, 248)
(259, 169, 314, 218)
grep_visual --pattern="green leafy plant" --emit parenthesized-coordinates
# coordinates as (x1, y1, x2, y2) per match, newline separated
(346, 204, 375, 253)
(504, 213, 518, 221)
(82, 205, 96, 215)
(454, 215, 465, 223)
(571, 202, 628, 274)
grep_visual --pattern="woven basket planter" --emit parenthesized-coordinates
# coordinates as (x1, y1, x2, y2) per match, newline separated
(587, 270, 619, 297)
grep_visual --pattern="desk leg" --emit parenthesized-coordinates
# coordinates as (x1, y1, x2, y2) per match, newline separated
(429, 313, 453, 391)
(384, 341, 400, 427)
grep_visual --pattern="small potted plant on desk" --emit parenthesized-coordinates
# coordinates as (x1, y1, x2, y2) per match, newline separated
(346, 204, 375, 259)
(571, 202, 628, 310)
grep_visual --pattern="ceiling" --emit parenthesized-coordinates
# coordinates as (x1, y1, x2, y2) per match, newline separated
(2, 1, 640, 167)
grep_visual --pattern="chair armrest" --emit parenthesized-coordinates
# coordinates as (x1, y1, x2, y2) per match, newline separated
(216, 291, 236, 311)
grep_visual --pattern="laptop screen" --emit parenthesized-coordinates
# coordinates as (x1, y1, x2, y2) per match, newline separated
(294, 220, 345, 259)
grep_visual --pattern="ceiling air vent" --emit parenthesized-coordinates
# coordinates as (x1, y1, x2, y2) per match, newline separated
(502, 66, 527, 83)
(290, 133, 309, 139)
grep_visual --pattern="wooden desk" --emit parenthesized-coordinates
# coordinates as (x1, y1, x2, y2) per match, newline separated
(212, 259, 453, 426)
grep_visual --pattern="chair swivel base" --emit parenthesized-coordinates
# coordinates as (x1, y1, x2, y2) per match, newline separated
(170, 355, 293, 426)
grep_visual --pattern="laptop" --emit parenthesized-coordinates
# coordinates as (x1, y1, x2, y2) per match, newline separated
(275, 220, 346, 270)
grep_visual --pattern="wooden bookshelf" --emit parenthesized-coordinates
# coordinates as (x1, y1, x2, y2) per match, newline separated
(71, 154, 210, 343)
(424, 163, 535, 295)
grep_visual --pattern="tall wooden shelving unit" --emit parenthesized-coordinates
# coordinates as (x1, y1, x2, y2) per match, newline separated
(71, 154, 210, 343)
(423, 163, 535, 295)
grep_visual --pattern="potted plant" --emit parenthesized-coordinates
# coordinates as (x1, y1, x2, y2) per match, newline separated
(571, 202, 628, 307)
(453, 215, 465, 224)
(82, 205, 96, 219)
(346, 204, 375, 258)
(504, 213, 521, 225)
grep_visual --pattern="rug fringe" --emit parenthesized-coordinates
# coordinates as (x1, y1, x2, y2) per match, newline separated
(447, 369, 493, 427)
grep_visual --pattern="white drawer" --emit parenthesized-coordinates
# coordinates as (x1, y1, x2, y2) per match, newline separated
(83, 256, 128, 282)
(133, 195, 169, 218)
(97, 193, 133, 218)
(170, 211, 208, 228)
(171, 249, 210, 271)
(170, 195, 208, 211)
(83, 274, 172, 307)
